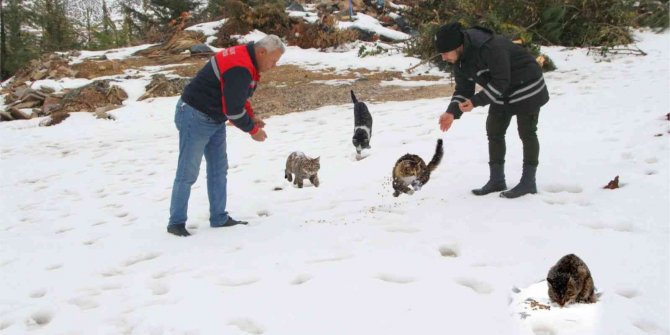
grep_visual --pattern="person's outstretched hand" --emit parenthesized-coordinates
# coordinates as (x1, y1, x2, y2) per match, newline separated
(251, 128, 267, 142)
(439, 112, 455, 132)
(252, 116, 266, 128)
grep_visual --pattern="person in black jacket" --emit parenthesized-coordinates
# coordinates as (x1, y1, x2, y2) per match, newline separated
(435, 22, 549, 198)
(167, 35, 285, 237)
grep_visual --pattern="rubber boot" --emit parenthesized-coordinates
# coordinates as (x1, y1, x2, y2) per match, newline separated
(500, 164, 537, 198)
(472, 163, 507, 196)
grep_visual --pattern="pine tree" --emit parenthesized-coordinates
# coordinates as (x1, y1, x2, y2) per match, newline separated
(150, 0, 198, 23)
(94, 0, 119, 49)
(31, 0, 79, 53)
(1, 0, 39, 80)
(118, 3, 141, 46)
(1, 0, 6, 79)
(205, 0, 226, 19)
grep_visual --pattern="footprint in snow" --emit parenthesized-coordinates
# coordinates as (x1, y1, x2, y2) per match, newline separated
(100, 267, 125, 277)
(542, 184, 583, 194)
(644, 169, 658, 175)
(531, 324, 558, 335)
(384, 226, 420, 233)
(615, 288, 640, 299)
(0, 320, 13, 331)
(26, 309, 53, 327)
(306, 254, 352, 264)
(29, 288, 47, 298)
(438, 245, 459, 258)
(54, 227, 75, 234)
(633, 319, 665, 334)
(456, 278, 493, 294)
(578, 220, 636, 233)
(68, 296, 99, 310)
(147, 281, 170, 295)
(100, 282, 123, 291)
(122, 252, 161, 267)
(217, 276, 260, 287)
(375, 273, 415, 284)
(45, 263, 63, 271)
(228, 318, 265, 334)
(290, 274, 313, 285)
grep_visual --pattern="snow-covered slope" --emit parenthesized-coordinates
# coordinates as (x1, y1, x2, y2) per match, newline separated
(0, 30, 668, 335)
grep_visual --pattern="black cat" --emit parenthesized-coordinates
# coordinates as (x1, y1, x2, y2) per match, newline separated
(351, 90, 372, 155)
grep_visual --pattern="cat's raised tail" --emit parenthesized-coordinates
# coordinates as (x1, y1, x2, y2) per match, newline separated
(350, 90, 358, 104)
(426, 139, 444, 172)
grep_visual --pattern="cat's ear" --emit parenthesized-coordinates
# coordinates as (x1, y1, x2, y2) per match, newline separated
(547, 278, 553, 286)
(315, 156, 320, 162)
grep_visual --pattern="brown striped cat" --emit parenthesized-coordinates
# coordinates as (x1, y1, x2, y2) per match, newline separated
(547, 254, 597, 307)
(285, 152, 321, 188)
(392, 139, 443, 197)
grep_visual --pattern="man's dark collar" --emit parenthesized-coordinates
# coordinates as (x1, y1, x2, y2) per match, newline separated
(246, 42, 259, 72)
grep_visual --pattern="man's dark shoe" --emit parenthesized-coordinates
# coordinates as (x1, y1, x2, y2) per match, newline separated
(211, 217, 249, 228)
(167, 224, 191, 237)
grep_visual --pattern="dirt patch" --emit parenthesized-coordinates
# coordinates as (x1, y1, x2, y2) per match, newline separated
(59, 80, 127, 114)
(135, 30, 207, 57)
(69, 55, 209, 80)
(140, 62, 453, 117)
(251, 65, 453, 117)
(72, 60, 126, 79)
(138, 74, 191, 101)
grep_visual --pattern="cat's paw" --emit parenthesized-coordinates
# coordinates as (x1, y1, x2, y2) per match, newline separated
(407, 189, 414, 195)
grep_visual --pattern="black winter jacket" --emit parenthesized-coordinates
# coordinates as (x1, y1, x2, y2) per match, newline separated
(446, 27, 549, 118)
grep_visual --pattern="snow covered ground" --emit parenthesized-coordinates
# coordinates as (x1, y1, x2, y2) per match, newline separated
(0, 25, 668, 335)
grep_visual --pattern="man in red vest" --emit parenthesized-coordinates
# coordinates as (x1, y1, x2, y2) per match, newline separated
(167, 35, 285, 237)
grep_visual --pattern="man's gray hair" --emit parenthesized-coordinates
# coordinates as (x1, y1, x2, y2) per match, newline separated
(255, 35, 286, 53)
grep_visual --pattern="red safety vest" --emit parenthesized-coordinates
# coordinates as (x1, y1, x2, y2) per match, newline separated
(211, 44, 260, 119)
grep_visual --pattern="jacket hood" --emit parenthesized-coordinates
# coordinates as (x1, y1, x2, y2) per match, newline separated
(462, 27, 494, 59)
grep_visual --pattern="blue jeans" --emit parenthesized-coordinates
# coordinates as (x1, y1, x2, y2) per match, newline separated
(169, 99, 229, 227)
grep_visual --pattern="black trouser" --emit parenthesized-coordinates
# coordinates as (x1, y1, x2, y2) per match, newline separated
(486, 108, 540, 166)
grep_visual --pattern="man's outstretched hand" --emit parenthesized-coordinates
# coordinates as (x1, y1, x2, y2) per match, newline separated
(251, 128, 267, 142)
(252, 116, 266, 128)
(439, 112, 455, 132)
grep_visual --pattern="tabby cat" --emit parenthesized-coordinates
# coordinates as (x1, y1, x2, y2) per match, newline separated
(392, 139, 443, 197)
(285, 152, 321, 188)
(547, 254, 597, 307)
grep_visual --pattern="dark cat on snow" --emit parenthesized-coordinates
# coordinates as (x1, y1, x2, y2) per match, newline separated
(351, 90, 372, 155)
(392, 139, 443, 197)
(547, 254, 597, 307)
(285, 152, 321, 188)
